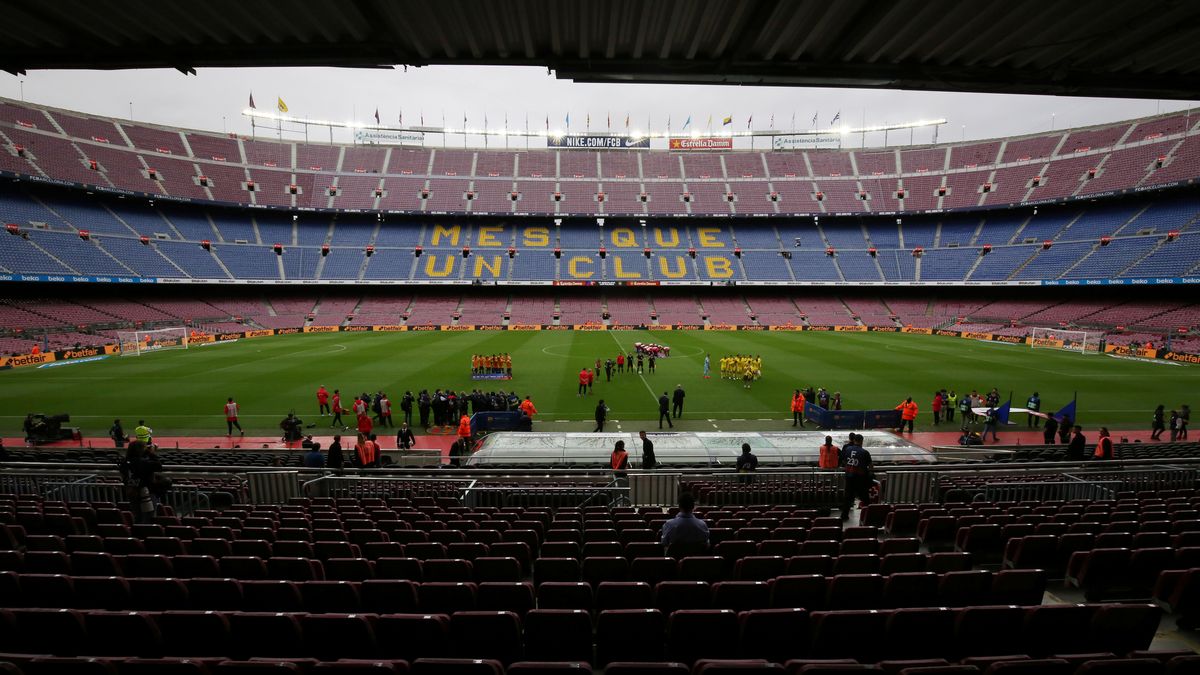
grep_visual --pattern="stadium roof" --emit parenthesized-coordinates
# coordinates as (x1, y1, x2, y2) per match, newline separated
(4, 0, 1200, 100)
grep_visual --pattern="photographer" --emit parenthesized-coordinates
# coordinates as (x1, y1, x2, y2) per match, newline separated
(119, 441, 168, 524)
(280, 413, 304, 443)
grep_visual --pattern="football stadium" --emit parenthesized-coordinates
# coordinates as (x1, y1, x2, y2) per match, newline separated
(1, 1, 1200, 672)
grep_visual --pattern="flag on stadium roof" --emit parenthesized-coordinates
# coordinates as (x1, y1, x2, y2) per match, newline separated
(812, 111, 819, 127)
(277, 97, 288, 113)
(682, 115, 691, 130)
(625, 113, 630, 130)
(248, 93, 256, 110)
(746, 115, 752, 129)
(374, 108, 380, 124)
(830, 110, 841, 125)
(722, 115, 732, 126)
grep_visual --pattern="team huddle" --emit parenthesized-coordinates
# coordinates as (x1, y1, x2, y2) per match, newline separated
(471, 353, 513, 379)
(720, 354, 763, 388)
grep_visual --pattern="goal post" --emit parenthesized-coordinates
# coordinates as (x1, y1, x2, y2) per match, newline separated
(1029, 327, 1104, 355)
(118, 326, 189, 357)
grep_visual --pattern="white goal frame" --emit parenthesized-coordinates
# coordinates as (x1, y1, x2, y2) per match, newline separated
(1029, 327, 1103, 355)
(118, 326, 189, 357)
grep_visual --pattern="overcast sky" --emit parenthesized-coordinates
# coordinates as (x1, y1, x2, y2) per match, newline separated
(0, 66, 1192, 149)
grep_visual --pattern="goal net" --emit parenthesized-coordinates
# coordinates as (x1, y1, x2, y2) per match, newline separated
(118, 326, 189, 357)
(1029, 327, 1103, 355)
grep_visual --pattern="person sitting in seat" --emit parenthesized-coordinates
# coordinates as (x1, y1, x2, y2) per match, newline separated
(662, 492, 710, 557)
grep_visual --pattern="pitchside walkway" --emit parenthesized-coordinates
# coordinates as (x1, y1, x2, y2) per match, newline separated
(2, 428, 1164, 456)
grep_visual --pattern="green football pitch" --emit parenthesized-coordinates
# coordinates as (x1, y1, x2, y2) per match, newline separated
(1, 330, 1195, 438)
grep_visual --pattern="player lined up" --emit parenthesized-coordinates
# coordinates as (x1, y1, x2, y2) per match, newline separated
(471, 353, 513, 376)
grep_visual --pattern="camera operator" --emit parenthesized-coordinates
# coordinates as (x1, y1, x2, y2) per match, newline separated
(280, 413, 304, 443)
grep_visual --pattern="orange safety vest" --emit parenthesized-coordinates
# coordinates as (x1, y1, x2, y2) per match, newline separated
(520, 400, 537, 417)
(818, 444, 840, 469)
(611, 450, 628, 471)
(457, 416, 472, 438)
(792, 395, 805, 412)
(897, 402, 918, 421)
(357, 441, 378, 466)
(1094, 437, 1113, 460)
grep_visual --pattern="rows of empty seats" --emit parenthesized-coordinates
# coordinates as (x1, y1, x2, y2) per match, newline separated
(0, 603, 1171, 672)
(1, 486, 1198, 674)
(3, 175, 1200, 285)
(7, 101, 1200, 221)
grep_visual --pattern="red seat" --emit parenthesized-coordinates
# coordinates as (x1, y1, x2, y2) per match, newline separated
(229, 612, 304, 659)
(713, 581, 770, 612)
(954, 605, 1025, 657)
(374, 613, 450, 662)
(769, 575, 827, 611)
(655, 581, 712, 613)
(477, 582, 535, 615)
(882, 572, 939, 609)
(536, 582, 593, 611)
(583, 557, 631, 586)
(451, 611, 523, 665)
(301, 580, 362, 613)
(184, 578, 243, 611)
(410, 658, 503, 675)
(882, 607, 957, 661)
(325, 558, 375, 582)
(524, 609, 593, 662)
(128, 577, 189, 611)
(596, 609, 666, 665)
(826, 574, 884, 610)
(535, 558, 581, 585)
(736, 556, 787, 582)
(301, 613, 378, 660)
(361, 579, 419, 614)
(631, 557, 679, 586)
(241, 580, 304, 612)
(739, 608, 810, 663)
(809, 610, 888, 662)
(418, 581, 477, 614)
(85, 610, 164, 657)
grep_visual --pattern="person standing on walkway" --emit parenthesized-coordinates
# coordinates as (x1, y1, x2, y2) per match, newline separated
(224, 397, 243, 436)
(1152, 405, 1166, 440)
(895, 397, 918, 434)
(639, 430, 657, 470)
(791, 390, 806, 427)
(594, 400, 609, 433)
(658, 392, 674, 429)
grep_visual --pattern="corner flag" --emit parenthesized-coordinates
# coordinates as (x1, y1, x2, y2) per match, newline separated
(277, 97, 288, 113)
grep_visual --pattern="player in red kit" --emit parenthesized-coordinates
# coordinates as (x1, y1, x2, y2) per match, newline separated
(357, 412, 373, 436)
(224, 397, 243, 435)
(330, 390, 346, 429)
(316, 386, 330, 416)
(578, 367, 590, 397)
